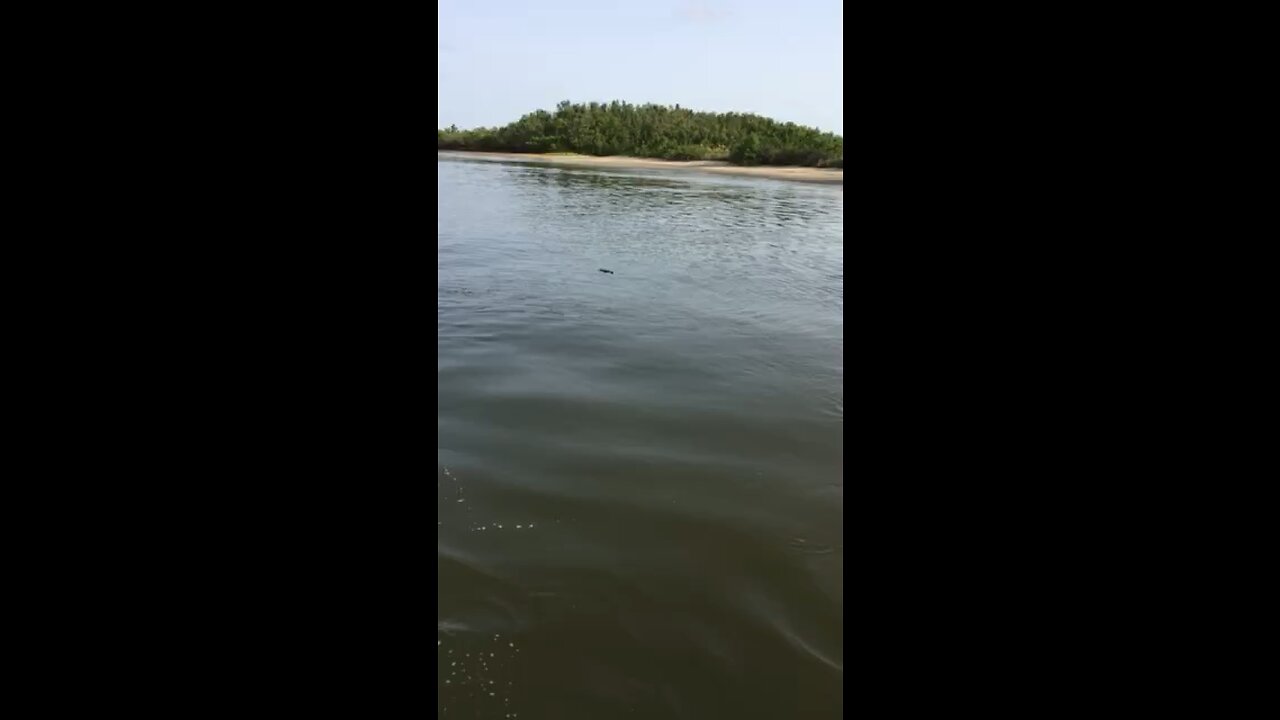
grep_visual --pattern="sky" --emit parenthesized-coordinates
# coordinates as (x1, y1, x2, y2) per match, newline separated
(438, 0, 843, 135)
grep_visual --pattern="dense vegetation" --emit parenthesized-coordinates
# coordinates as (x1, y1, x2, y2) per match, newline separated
(438, 101, 842, 168)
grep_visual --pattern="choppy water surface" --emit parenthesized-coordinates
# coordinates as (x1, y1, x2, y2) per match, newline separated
(438, 154, 843, 719)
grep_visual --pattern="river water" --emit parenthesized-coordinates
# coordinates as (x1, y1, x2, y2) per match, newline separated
(438, 153, 843, 719)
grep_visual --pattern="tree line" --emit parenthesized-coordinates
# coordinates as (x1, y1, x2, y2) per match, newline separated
(438, 101, 842, 168)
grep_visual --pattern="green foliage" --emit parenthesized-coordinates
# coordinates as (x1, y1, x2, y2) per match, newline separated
(438, 101, 842, 168)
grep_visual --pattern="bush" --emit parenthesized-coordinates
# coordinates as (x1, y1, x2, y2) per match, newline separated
(438, 101, 842, 167)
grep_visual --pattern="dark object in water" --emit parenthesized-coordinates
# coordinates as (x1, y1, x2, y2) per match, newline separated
(598, 268, 615, 274)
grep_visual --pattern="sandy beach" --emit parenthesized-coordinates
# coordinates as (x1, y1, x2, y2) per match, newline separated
(438, 151, 843, 185)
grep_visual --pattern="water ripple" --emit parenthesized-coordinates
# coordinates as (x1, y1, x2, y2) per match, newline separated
(439, 156, 842, 718)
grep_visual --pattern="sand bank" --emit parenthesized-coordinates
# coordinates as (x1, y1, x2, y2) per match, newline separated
(438, 151, 842, 185)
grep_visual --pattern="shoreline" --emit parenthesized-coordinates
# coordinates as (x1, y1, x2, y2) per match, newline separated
(438, 150, 843, 185)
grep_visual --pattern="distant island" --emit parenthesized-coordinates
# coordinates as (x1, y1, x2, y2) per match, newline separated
(438, 101, 842, 169)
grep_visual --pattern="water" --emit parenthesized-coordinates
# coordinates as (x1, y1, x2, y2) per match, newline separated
(438, 153, 843, 719)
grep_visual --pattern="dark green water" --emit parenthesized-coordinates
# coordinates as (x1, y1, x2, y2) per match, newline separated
(438, 153, 843, 719)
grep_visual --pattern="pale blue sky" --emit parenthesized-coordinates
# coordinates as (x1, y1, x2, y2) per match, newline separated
(438, 0, 843, 135)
